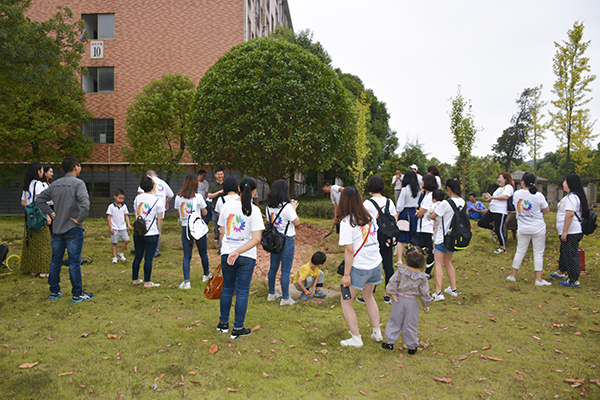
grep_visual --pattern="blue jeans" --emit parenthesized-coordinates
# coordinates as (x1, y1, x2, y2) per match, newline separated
(220, 255, 256, 330)
(49, 227, 84, 296)
(181, 226, 209, 281)
(268, 236, 295, 299)
(132, 234, 159, 282)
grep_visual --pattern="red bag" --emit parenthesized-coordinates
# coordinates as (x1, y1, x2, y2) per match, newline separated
(204, 265, 223, 299)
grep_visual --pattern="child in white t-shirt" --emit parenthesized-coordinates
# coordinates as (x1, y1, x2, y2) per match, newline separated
(106, 189, 132, 264)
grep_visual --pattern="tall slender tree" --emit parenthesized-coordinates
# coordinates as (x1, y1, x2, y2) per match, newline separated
(549, 21, 596, 175)
(348, 91, 371, 192)
(526, 85, 547, 177)
(449, 86, 478, 197)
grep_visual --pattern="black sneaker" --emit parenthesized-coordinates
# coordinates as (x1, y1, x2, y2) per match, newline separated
(49, 291, 63, 300)
(72, 292, 94, 303)
(408, 348, 417, 355)
(382, 342, 394, 350)
(356, 297, 365, 304)
(130, 248, 136, 254)
(216, 322, 229, 333)
(383, 296, 391, 304)
(230, 327, 251, 340)
(426, 274, 433, 280)
(153, 252, 161, 258)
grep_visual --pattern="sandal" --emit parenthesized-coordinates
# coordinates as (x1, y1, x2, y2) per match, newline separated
(144, 282, 160, 288)
(39, 273, 48, 278)
(132, 279, 143, 285)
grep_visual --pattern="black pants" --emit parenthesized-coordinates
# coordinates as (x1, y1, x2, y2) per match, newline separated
(417, 232, 434, 274)
(380, 245, 394, 286)
(558, 233, 583, 283)
(478, 211, 507, 247)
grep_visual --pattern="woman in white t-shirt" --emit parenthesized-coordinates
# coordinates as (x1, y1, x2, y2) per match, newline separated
(338, 186, 383, 348)
(217, 177, 265, 340)
(396, 170, 421, 261)
(479, 172, 515, 254)
(132, 176, 165, 288)
(20, 161, 52, 278)
(551, 174, 587, 288)
(213, 176, 240, 252)
(363, 175, 397, 304)
(427, 165, 442, 190)
(266, 180, 300, 306)
(415, 174, 438, 278)
(506, 173, 551, 286)
(175, 173, 208, 290)
(428, 179, 465, 302)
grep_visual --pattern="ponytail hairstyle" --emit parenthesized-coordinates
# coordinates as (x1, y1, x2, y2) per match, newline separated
(522, 172, 538, 195)
(336, 186, 371, 227)
(500, 172, 514, 187)
(564, 173, 588, 216)
(22, 161, 43, 191)
(239, 177, 257, 216)
(405, 246, 426, 269)
(445, 178, 461, 197)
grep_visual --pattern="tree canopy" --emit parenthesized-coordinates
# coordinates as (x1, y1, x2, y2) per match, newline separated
(122, 73, 196, 184)
(188, 38, 355, 186)
(0, 0, 93, 169)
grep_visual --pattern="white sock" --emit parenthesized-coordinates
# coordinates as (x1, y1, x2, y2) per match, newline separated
(372, 327, 381, 336)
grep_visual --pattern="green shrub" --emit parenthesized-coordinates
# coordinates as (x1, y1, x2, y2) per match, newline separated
(296, 199, 334, 219)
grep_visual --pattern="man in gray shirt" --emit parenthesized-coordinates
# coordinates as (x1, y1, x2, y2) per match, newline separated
(36, 157, 94, 303)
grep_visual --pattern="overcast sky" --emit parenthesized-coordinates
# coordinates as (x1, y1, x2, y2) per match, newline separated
(287, 0, 600, 165)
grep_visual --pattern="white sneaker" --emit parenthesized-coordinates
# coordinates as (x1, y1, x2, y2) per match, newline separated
(267, 292, 282, 301)
(340, 335, 363, 348)
(112, 257, 118, 264)
(535, 279, 552, 287)
(431, 292, 445, 302)
(280, 297, 296, 306)
(202, 273, 212, 283)
(179, 281, 191, 289)
(371, 330, 383, 342)
(506, 275, 516, 282)
(117, 253, 126, 262)
(444, 286, 458, 297)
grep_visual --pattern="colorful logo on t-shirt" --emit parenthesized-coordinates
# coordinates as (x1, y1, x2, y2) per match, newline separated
(137, 202, 151, 218)
(269, 212, 282, 226)
(153, 182, 164, 195)
(360, 223, 377, 242)
(226, 214, 247, 236)
(26, 190, 33, 202)
(179, 201, 192, 218)
(517, 199, 533, 215)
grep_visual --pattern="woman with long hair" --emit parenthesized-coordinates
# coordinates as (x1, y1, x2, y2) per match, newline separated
(41, 165, 55, 234)
(174, 173, 209, 289)
(506, 173, 551, 286)
(217, 177, 265, 339)
(551, 174, 588, 287)
(338, 186, 383, 347)
(396, 169, 420, 261)
(427, 165, 441, 190)
(428, 179, 465, 301)
(20, 161, 52, 278)
(213, 176, 241, 235)
(415, 174, 438, 278)
(363, 175, 397, 303)
(266, 179, 300, 305)
(479, 172, 515, 254)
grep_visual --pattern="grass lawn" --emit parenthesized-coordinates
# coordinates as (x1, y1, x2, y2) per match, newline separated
(0, 212, 599, 399)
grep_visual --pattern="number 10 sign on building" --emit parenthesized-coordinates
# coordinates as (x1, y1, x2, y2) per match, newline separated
(91, 41, 104, 59)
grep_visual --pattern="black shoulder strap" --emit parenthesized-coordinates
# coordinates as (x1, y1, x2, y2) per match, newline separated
(145, 199, 160, 231)
(369, 198, 384, 217)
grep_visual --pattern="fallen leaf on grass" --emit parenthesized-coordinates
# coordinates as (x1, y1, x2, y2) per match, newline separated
(563, 378, 585, 384)
(514, 376, 524, 381)
(490, 317, 497, 322)
(58, 371, 75, 376)
(289, 345, 296, 348)
(251, 325, 261, 332)
(227, 388, 239, 392)
(478, 378, 488, 381)
(487, 357, 503, 361)
(154, 373, 165, 382)
(482, 345, 491, 350)
(209, 344, 218, 355)
(107, 334, 117, 339)
(190, 381, 200, 384)
(18, 362, 39, 369)
(575, 331, 582, 336)
(555, 349, 564, 354)
(359, 390, 367, 395)
(433, 377, 453, 383)
(188, 372, 196, 375)
(263, 372, 269, 378)
(321, 350, 329, 355)
(458, 355, 468, 361)
(320, 342, 327, 346)
(80, 333, 89, 338)
(532, 336, 541, 340)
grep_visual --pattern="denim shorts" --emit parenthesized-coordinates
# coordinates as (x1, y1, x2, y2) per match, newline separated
(434, 242, 454, 254)
(350, 263, 382, 290)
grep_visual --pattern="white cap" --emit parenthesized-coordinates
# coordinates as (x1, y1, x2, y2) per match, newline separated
(409, 164, 418, 171)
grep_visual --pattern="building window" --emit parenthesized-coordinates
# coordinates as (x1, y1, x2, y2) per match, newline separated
(82, 118, 114, 144)
(82, 14, 114, 39)
(85, 182, 111, 197)
(82, 67, 114, 93)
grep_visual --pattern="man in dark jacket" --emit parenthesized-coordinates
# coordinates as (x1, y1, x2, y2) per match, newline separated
(36, 157, 93, 303)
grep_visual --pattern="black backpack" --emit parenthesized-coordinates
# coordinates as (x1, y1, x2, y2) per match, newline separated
(575, 209, 598, 235)
(369, 199, 400, 248)
(442, 199, 472, 251)
(261, 203, 289, 254)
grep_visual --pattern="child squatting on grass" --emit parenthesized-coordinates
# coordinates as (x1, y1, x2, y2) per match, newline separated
(106, 189, 132, 264)
(292, 251, 327, 300)
(382, 246, 431, 354)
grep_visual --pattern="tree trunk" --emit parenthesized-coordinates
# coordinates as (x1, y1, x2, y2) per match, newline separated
(288, 169, 295, 199)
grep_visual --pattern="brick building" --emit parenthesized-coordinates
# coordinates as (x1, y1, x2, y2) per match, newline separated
(2, 1, 294, 216)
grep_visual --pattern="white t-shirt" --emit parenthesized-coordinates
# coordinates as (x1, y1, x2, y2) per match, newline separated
(416, 173, 423, 189)
(106, 203, 130, 230)
(266, 203, 299, 237)
(338, 217, 382, 270)
(197, 180, 209, 199)
(396, 186, 420, 213)
(174, 195, 207, 227)
(513, 189, 548, 235)
(556, 193, 583, 235)
(363, 197, 397, 220)
(330, 185, 342, 206)
(214, 194, 240, 216)
(21, 180, 46, 206)
(134, 193, 165, 236)
(489, 184, 514, 215)
(416, 192, 434, 234)
(392, 175, 403, 190)
(218, 201, 265, 259)
(435, 175, 442, 190)
(433, 197, 466, 245)
(137, 177, 174, 216)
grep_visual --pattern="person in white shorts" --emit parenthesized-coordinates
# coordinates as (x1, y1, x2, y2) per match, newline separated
(106, 189, 132, 264)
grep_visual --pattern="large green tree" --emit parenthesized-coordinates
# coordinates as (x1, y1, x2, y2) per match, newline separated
(122, 73, 195, 184)
(188, 38, 355, 186)
(0, 0, 93, 170)
(549, 21, 597, 175)
(526, 85, 547, 177)
(449, 86, 478, 197)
